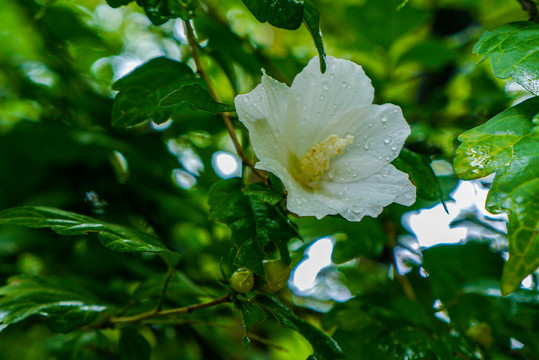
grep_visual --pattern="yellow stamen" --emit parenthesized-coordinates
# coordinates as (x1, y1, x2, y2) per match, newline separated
(297, 134, 354, 187)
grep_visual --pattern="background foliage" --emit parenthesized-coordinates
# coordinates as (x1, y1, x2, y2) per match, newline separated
(0, 0, 538, 359)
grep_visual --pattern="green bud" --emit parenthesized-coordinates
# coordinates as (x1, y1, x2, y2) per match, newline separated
(230, 268, 255, 293)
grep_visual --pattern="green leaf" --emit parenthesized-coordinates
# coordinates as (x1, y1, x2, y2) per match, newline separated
(208, 179, 297, 275)
(0, 275, 107, 332)
(106, 0, 198, 25)
(235, 299, 267, 348)
(119, 328, 151, 360)
(242, 183, 283, 206)
(255, 294, 344, 360)
(303, 0, 326, 73)
(160, 84, 235, 113)
(241, 0, 304, 30)
(422, 243, 504, 302)
(111, 57, 196, 127)
(473, 21, 539, 95)
(0, 206, 178, 255)
(393, 148, 444, 202)
(454, 97, 539, 294)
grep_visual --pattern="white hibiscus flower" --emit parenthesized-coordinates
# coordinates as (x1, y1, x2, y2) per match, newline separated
(234, 56, 416, 221)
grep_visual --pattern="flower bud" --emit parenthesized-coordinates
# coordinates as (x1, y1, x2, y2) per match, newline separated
(230, 268, 255, 293)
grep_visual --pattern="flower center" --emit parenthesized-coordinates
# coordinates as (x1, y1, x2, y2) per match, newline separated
(297, 134, 354, 187)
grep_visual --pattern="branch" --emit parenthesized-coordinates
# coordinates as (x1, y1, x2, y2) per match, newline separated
(109, 293, 233, 325)
(183, 20, 267, 181)
(517, 0, 539, 22)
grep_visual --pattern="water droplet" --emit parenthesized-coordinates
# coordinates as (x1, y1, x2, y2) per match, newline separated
(384, 138, 391, 144)
(322, 81, 329, 90)
(378, 156, 382, 160)
(391, 145, 398, 151)
(363, 135, 368, 140)
(342, 82, 348, 88)
(328, 169, 336, 179)
(319, 94, 325, 101)
(316, 111, 321, 117)
(333, 102, 338, 109)
(382, 169, 389, 177)
(381, 116, 387, 123)
(364, 144, 369, 150)
(368, 123, 373, 128)
(330, 74, 335, 80)
(385, 157, 390, 161)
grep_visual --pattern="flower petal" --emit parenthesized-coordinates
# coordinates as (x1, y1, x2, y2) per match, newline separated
(315, 164, 416, 221)
(288, 56, 375, 156)
(255, 159, 336, 219)
(328, 104, 411, 182)
(234, 73, 292, 163)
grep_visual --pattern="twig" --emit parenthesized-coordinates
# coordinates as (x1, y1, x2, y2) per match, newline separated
(384, 221, 418, 302)
(156, 266, 175, 311)
(110, 293, 232, 325)
(183, 20, 267, 181)
(517, 0, 539, 22)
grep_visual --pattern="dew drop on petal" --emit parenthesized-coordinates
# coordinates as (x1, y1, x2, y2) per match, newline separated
(364, 144, 369, 150)
(391, 145, 398, 151)
(384, 138, 391, 144)
(328, 168, 336, 179)
(368, 123, 373, 128)
(320, 94, 325, 101)
(322, 81, 329, 90)
(316, 111, 321, 117)
(381, 116, 387, 123)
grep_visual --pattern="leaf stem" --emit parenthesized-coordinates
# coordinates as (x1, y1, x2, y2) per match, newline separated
(385, 221, 418, 302)
(110, 293, 232, 325)
(183, 20, 267, 181)
(156, 266, 175, 311)
(517, 0, 539, 22)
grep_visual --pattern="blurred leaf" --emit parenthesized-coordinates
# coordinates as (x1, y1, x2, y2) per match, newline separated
(235, 299, 267, 348)
(112, 57, 195, 127)
(256, 294, 344, 360)
(208, 179, 297, 275)
(303, 0, 326, 73)
(160, 84, 234, 113)
(133, 272, 211, 301)
(241, 0, 304, 30)
(106, 0, 198, 25)
(393, 148, 444, 202)
(422, 243, 504, 301)
(296, 216, 387, 262)
(454, 97, 539, 294)
(119, 328, 151, 360)
(474, 21, 539, 95)
(399, 40, 458, 69)
(0, 206, 178, 255)
(0, 275, 107, 332)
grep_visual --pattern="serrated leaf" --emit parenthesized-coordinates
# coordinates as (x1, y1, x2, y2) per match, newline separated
(393, 148, 444, 202)
(0, 275, 107, 332)
(160, 84, 234, 113)
(454, 97, 539, 295)
(106, 0, 197, 24)
(303, 0, 326, 73)
(473, 21, 539, 95)
(255, 294, 344, 360)
(241, 0, 304, 30)
(208, 179, 297, 275)
(119, 328, 151, 360)
(0, 206, 178, 255)
(111, 57, 195, 127)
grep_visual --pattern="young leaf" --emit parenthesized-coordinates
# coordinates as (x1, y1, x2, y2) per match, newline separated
(454, 97, 539, 295)
(111, 57, 195, 127)
(0, 275, 107, 333)
(160, 84, 235, 113)
(119, 328, 151, 360)
(241, 0, 304, 30)
(303, 0, 327, 73)
(255, 294, 344, 360)
(235, 299, 267, 348)
(393, 148, 444, 203)
(0, 206, 178, 255)
(473, 21, 539, 95)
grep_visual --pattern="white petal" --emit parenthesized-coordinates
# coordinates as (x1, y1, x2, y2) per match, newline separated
(315, 164, 416, 221)
(287, 56, 375, 156)
(256, 159, 336, 219)
(234, 73, 291, 163)
(328, 104, 411, 182)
